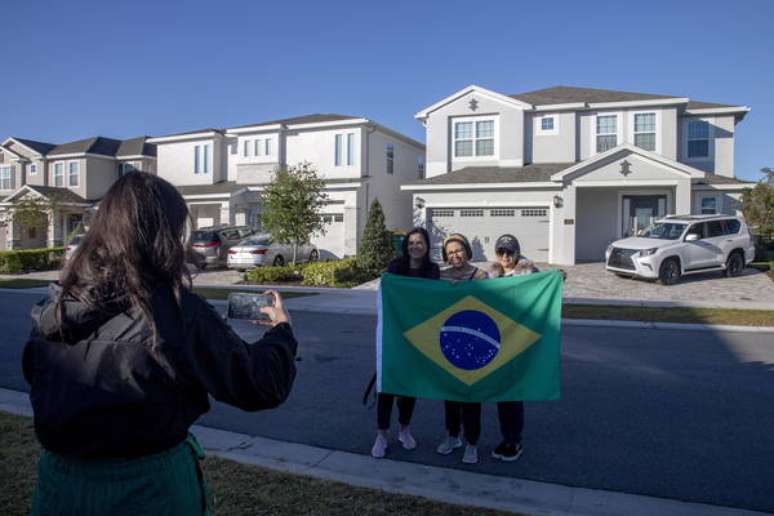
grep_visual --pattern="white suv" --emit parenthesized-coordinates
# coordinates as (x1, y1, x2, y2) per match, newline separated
(605, 215, 755, 285)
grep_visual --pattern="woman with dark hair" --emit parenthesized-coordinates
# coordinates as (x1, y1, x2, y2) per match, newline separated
(371, 227, 440, 458)
(23, 172, 298, 515)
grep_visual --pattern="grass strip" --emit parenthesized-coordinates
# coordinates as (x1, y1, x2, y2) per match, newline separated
(0, 412, 513, 516)
(563, 305, 774, 327)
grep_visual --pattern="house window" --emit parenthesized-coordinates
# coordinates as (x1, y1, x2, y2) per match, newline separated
(541, 117, 554, 131)
(633, 113, 656, 151)
(687, 120, 710, 159)
(596, 115, 618, 152)
(254, 139, 262, 157)
(417, 156, 425, 178)
(54, 163, 64, 187)
(265, 138, 272, 156)
(335, 133, 354, 167)
(29, 164, 37, 175)
(243, 140, 251, 157)
(386, 144, 394, 175)
(202, 145, 209, 173)
(68, 162, 79, 187)
(194, 145, 209, 174)
(0, 165, 13, 190)
(119, 163, 136, 176)
(230, 142, 238, 155)
(454, 118, 495, 158)
(701, 197, 718, 215)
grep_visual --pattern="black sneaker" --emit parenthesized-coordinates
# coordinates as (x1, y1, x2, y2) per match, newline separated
(491, 442, 523, 462)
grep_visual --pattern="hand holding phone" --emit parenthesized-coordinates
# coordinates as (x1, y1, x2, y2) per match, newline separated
(226, 291, 290, 327)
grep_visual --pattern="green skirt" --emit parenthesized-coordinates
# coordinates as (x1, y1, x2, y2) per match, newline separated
(31, 434, 212, 516)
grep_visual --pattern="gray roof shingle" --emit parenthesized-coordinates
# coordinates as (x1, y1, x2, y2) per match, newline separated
(693, 175, 755, 185)
(48, 136, 123, 157)
(408, 164, 572, 185)
(26, 185, 88, 204)
(12, 137, 57, 155)
(116, 136, 157, 158)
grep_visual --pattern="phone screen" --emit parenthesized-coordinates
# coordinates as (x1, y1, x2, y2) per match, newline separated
(227, 292, 273, 321)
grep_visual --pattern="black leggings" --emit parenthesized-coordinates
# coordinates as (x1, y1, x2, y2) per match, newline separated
(497, 401, 524, 445)
(444, 401, 482, 445)
(377, 393, 416, 430)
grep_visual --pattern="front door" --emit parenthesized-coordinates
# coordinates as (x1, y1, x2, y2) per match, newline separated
(622, 195, 667, 237)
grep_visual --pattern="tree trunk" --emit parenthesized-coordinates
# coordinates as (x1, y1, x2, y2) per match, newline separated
(292, 242, 298, 265)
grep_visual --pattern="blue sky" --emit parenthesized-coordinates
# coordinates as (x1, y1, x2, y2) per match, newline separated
(3, 0, 772, 181)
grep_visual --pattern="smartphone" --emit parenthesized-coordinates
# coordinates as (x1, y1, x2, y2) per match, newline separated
(227, 292, 274, 321)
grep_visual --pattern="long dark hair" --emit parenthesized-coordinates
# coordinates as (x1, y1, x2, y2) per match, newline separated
(393, 227, 434, 274)
(58, 172, 192, 341)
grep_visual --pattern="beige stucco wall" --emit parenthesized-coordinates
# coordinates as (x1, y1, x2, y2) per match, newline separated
(527, 111, 576, 163)
(155, 136, 224, 186)
(284, 126, 363, 180)
(84, 156, 119, 200)
(677, 115, 735, 177)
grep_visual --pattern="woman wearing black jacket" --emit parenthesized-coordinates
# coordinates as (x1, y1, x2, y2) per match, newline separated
(23, 172, 298, 515)
(371, 227, 440, 458)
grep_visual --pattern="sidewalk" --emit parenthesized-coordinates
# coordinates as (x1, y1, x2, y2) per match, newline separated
(0, 388, 764, 516)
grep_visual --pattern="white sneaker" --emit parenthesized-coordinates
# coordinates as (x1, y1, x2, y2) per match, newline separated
(462, 444, 479, 464)
(398, 427, 417, 450)
(436, 435, 463, 455)
(371, 434, 388, 459)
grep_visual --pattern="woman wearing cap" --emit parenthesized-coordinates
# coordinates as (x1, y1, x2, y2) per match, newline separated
(371, 227, 440, 459)
(437, 233, 487, 464)
(487, 234, 537, 462)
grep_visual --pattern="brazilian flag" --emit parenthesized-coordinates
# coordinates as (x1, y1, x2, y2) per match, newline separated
(377, 270, 562, 402)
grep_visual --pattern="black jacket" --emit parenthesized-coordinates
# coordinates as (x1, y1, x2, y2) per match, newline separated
(23, 284, 297, 459)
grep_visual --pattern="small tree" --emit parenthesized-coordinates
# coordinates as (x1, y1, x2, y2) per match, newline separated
(357, 199, 393, 274)
(260, 162, 328, 264)
(742, 168, 774, 238)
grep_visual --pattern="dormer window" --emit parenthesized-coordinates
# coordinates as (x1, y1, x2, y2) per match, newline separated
(54, 162, 65, 187)
(0, 165, 13, 190)
(28, 164, 37, 175)
(453, 117, 496, 158)
(194, 144, 210, 174)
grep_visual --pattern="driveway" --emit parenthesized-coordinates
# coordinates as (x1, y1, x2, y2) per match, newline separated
(562, 262, 774, 308)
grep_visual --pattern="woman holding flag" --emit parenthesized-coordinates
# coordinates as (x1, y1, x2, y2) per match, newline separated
(371, 227, 440, 459)
(437, 233, 488, 464)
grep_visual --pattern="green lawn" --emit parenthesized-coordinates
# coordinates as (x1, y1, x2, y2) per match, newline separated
(0, 412, 513, 516)
(564, 304, 774, 326)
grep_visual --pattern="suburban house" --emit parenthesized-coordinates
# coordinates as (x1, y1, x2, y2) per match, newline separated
(402, 85, 754, 264)
(0, 136, 156, 250)
(148, 114, 425, 259)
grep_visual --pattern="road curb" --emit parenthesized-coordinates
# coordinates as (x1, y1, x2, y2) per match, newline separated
(0, 387, 764, 516)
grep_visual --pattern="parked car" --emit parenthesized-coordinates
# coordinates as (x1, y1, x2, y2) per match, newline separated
(191, 225, 255, 269)
(605, 214, 755, 285)
(65, 234, 84, 261)
(227, 233, 319, 271)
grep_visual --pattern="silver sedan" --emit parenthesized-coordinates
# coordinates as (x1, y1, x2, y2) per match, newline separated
(227, 234, 319, 271)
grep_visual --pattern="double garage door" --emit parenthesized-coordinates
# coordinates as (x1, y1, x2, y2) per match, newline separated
(427, 207, 550, 263)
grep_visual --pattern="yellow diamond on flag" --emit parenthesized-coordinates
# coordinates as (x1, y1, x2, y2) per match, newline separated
(403, 295, 542, 386)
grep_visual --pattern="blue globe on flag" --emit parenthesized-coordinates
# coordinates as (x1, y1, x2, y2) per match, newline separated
(439, 310, 501, 370)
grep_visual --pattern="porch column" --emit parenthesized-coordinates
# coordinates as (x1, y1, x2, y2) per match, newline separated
(47, 210, 56, 248)
(551, 184, 576, 266)
(675, 179, 691, 215)
(219, 202, 231, 226)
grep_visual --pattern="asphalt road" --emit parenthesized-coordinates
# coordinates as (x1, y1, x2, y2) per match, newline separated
(2, 289, 773, 512)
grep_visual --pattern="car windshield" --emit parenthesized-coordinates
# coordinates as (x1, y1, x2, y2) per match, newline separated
(242, 236, 271, 246)
(638, 222, 687, 240)
(192, 231, 220, 242)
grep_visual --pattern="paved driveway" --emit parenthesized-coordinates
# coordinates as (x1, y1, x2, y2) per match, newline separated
(562, 262, 774, 308)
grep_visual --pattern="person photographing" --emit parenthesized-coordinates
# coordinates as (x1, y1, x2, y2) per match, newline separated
(23, 172, 298, 516)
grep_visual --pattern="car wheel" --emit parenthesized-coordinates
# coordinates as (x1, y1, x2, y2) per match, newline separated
(725, 252, 744, 277)
(273, 255, 285, 267)
(658, 258, 681, 286)
(309, 249, 319, 262)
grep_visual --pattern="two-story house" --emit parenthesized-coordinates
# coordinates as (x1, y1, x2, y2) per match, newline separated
(0, 136, 156, 250)
(402, 85, 753, 264)
(149, 114, 425, 259)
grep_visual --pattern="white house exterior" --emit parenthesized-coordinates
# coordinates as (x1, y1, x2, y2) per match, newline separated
(149, 114, 425, 259)
(403, 85, 753, 265)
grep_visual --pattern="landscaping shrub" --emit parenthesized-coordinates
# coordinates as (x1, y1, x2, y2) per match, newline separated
(357, 199, 393, 275)
(301, 258, 376, 287)
(0, 248, 65, 273)
(244, 264, 305, 284)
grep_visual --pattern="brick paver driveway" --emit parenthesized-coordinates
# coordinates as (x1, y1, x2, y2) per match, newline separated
(560, 262, 774, 308)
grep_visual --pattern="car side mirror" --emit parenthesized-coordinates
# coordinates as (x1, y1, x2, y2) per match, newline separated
(685, 233, 699, 242)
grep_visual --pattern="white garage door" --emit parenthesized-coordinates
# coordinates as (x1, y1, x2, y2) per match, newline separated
(427, 207, 550, 263)
(311, 213, 346, 259)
